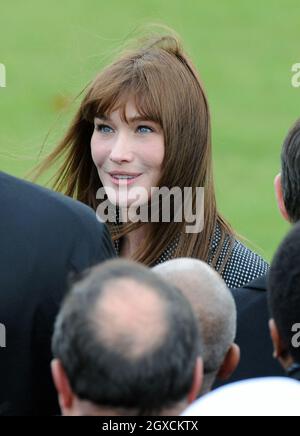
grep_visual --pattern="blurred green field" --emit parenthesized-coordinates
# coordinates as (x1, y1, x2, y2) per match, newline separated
(1, 0, 299, 261)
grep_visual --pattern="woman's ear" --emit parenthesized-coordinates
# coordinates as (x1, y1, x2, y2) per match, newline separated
(274, 174, 290, 222)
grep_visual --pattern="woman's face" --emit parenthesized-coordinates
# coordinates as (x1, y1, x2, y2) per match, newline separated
(91, 100, 165, 208)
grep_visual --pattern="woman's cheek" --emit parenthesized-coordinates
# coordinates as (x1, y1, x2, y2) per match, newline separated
(151, 140, 165, 166)
(150, 149, 165, 171)
(90, 136, 98, 165)
(91, 140, 106, 167)
(143, 141, 164, 166)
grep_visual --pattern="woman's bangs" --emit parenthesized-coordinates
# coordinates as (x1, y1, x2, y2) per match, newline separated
(82, 69, 162, 126)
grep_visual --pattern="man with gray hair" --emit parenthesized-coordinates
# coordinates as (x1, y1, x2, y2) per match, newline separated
(154, 258, 240, 394)
(51, 259, 203, 416)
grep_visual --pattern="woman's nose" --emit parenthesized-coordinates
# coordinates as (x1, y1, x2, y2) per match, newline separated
(109, 133, 134, 164)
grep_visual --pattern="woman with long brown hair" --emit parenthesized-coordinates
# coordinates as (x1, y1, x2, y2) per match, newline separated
(36, 33, 268, 288)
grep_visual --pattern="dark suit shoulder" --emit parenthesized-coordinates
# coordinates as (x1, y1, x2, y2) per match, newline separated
(216, 274, 284, 387)
(0, 173, 115, 416)
(231, 275, 267, 313)
(0, 172, 116, 261)
(0, 171, 116, 288)
(0, 172, 99, 229)
(237, 275, 267, 292)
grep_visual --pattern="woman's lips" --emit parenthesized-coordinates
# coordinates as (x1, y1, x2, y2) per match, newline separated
(108, 173, 142, 186)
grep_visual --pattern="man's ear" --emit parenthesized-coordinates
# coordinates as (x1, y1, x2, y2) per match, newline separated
(187, 357, 203, 404)
(269, 319, 286, 360)
(274, 174, 290, 222)
(217, 344, 240, 381)
(51, 359, 74, 414)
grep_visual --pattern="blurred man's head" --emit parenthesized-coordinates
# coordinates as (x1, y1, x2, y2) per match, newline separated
(154, 258, 239, 394)
(275, 119, 300, 222)
(268, 222, 300, 376)
(51, 259, 203, 416)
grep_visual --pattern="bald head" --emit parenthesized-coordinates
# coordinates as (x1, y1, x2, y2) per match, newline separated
(52, 259, 202, 415)
(94, 278, 168, 360)
(154, 258, 237, 392)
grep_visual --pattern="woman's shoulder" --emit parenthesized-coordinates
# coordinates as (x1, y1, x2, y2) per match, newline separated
(220, 239, 269, 289)
(209, 224, 269, 289)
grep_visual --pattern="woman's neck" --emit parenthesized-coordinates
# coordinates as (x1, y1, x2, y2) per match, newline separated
(120, 225, 147, 259)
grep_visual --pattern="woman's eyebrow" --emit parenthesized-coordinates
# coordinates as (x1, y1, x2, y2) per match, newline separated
(95, 114, 109, 121)
(127, 115, 155, 123)
(94, 114, 156, 123)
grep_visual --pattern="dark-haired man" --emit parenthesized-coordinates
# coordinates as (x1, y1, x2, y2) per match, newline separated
(51, 259, 203, 416)
(268, 221, 300, 381)
(219, 119, 300, 385)
(183, 223, 300, 417)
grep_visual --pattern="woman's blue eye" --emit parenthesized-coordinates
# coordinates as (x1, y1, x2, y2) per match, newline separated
(96, 124, 113, 134)
(137, 126, 153, 134)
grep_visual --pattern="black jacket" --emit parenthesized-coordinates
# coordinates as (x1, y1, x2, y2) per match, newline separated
(0, 172, 116, 415)
(214, 275, 285, 389)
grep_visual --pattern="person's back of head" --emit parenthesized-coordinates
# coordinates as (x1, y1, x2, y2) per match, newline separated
(275, 118, 300, 223)
(51, 259, 203, 416)
(268, 222, 300, 378)
(154, 258, 239, 394)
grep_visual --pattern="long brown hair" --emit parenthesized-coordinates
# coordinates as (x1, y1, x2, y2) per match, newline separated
(34, 33, 234, 270)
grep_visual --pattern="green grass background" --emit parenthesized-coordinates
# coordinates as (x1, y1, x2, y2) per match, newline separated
(1, 0, 299, 261)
